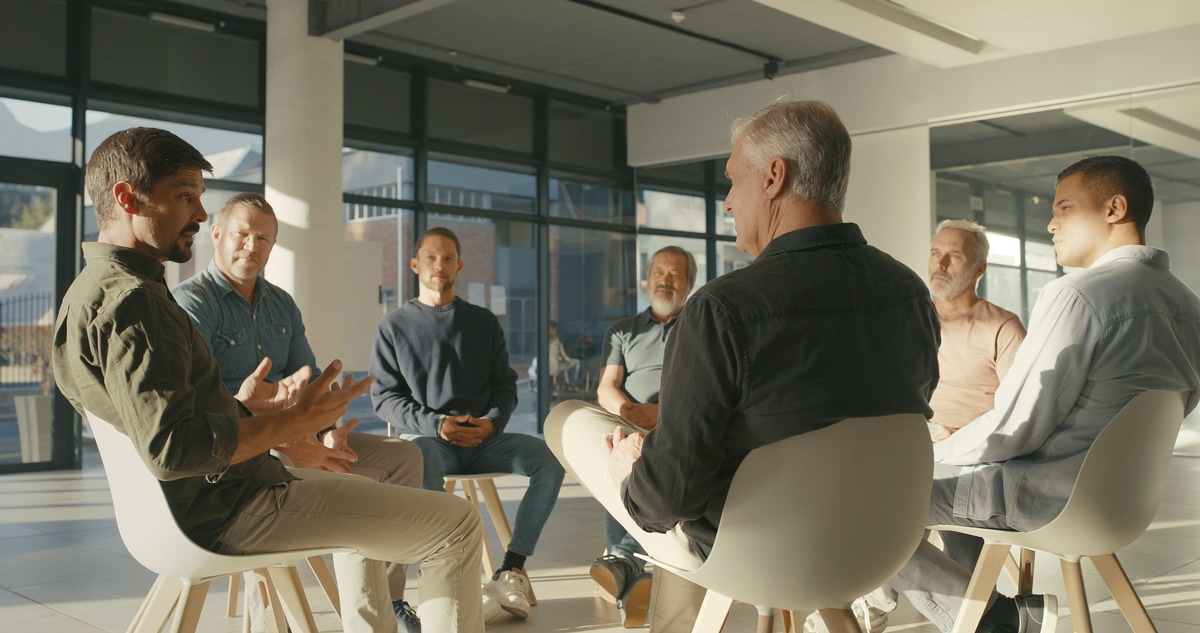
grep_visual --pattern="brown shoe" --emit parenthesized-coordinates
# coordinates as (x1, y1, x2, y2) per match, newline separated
(618, 572, 652, 628)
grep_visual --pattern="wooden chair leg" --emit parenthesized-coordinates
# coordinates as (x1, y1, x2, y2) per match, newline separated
(306, 555, 341, 617)
(690, 590, 735, 633)
(780, 609, 796, 633)
(168, 580, 211, 633)
(1018, 548, 1036, 594)
(268, 565, 319, 633)
(1060, 558, 1093, 633)
(950, 543, 1010, 633)
(1091, 553, 1157, 633)
(129, 575, 182, 633)
(818, 607, 862, 633)
(226, 573, 240, 617)
(253, 569, 289, 633)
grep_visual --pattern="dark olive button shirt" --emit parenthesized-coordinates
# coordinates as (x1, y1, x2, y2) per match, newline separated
(52, 243, 294, 550)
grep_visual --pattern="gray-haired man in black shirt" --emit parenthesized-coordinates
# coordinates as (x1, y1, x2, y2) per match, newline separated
(545, 100, 941, 633)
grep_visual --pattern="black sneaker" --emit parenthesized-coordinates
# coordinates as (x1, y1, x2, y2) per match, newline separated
(590, 554, 635, 604)
(617, 571, 653, 628)
(1015, 593, 1057, 633)
(393, 599, 421, 633)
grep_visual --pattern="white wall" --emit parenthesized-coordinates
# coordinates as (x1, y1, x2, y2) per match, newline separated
(845, 126, 932, 275)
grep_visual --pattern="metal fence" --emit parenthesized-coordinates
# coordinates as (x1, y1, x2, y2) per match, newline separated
(0, 292, 53, 394)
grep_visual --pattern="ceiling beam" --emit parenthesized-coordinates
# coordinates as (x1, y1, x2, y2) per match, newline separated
(754, 0, 986, 68)
(309, 0, 458, 40)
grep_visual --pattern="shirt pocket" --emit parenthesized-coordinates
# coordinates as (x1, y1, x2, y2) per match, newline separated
(213, 328, 256, 381)
(267, 316, 294, 346)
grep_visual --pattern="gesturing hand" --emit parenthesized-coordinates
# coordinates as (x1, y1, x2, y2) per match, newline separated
(291, 360, 373, 437)
(236, 358, 313, 415)
(278, 432, 358, 474)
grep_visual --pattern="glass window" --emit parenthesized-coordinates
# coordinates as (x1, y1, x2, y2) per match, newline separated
(549, 226, 637, 402)
(985, 232, 1021, 267)
(717, 240, 753, 275)
(715, 197, 735, 236)
(343, 207, 415, 314)
(345, 64, 411, 134)
(1027, 270, 1059, 313)
(85, 110, 263, 184)
(428, 80, 532, 154)
(984, 265, 1022, 316)
(550, 173, 634, 224)
(637, 188, 705, 233)
(0, 0, 66, 76)
(90, 8, 260, 109)
(548, 101, 616, 171)
(637, 162, 706, 188)
(428, 155, 535, 214)
(1025, 240, 1058, 272)
(0, 98, 72, 162)
(0, 183, 56, 465)
(343, 148, 414, 203)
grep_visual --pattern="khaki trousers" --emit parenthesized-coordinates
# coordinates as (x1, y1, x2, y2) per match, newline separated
(219, 466, 484, 632)
(544, 400, 708, 633)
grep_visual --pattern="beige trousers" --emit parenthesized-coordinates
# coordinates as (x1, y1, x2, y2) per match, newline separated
(219, 466, 484, 632)
(544, 400, 708, 633)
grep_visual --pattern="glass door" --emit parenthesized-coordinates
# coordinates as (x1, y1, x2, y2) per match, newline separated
(0, 161, 78, 472)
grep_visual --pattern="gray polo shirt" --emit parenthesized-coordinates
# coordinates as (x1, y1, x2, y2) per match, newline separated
(601, 308, 679, 404)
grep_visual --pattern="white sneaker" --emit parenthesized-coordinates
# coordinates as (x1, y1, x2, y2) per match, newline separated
(803, 598, 889, 633)
(482, 585, 503, 622)
(484, 571, 531, 619)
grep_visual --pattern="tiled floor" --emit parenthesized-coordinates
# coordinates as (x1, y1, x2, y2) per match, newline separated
(3, 440, 1200, 632)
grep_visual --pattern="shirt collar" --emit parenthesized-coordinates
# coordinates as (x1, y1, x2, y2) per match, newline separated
(637, 307, 679, 328)
(756, 222, 868, 261)
(82, 243, 166, 284)
(202, 259, 266, 303)
(1089, 244, 1170, 270)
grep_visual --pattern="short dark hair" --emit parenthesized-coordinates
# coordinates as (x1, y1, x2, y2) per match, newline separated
(85, 128, 212, 229)
(217, 192, 278, 233)
(650, 245, 698, 288)
(1057, 155, 1154, 235)
(416, 227, 461, 256)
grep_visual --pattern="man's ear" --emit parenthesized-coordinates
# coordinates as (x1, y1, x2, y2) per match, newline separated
(112, 182, 139, 215)
(762, 156, 788, 200)
(1105, 194, 1130, 225)
(974, 260, 988, 281)
(410, 257, 419, 275)
(210, 221, 222, 241)
(456, 259, 464, 273)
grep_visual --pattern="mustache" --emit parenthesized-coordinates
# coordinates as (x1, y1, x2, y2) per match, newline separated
(654, 284, 675, 292)
(181, 224, 201, 235)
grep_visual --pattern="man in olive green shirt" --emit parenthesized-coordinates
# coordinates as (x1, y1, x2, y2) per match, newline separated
(53, 127, 485, 632)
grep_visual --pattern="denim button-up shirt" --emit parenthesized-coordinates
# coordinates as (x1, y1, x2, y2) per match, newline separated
(623, 223, 941, 556)
(174, 261, 317, 394)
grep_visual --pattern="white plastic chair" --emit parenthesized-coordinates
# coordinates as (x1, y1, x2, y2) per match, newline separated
(932, 390, 1186, 633)
(85, 410, 354, 633)
(646, 414, 933, 633)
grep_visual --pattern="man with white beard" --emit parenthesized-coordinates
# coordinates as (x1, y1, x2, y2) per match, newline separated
(591, 245, 696, 628)
(926, 220, 1026, 441)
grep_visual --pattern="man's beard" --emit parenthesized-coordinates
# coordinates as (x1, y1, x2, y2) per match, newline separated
(166, 224, 200, 264)
(650, 291, 684, 317)
(422, 276, 453, 293)
(930, 271, 975, 301)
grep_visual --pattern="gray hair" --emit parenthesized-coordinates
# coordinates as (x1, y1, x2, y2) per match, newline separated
(934, 219, 990, 265)
(729, 99, 852, 212)
(649, 245, 698, 288)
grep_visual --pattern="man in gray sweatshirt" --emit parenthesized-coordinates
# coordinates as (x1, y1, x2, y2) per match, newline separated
(370, 227, 566, 622)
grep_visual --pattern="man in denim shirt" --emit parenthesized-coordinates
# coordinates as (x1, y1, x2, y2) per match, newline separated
(175, 193, 427, 632)
(545, 100, 940, 633)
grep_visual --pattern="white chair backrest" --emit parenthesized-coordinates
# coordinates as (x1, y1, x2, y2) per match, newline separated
(685, 414, 933, 610)
(1029, 390, 1185, 555)
(86, 409, 249, 580)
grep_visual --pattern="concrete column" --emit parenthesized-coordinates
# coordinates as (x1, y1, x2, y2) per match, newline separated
(264, 0, 344, 367)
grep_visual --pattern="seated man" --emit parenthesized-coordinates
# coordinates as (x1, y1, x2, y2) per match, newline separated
(926, 219, 1026, 439)
(885, 155, 1200, 633)
(174, 192, 426, 632)
(547, 320, 580, 388)
(545, 99, 941, 633)
(370, 227, 566, 621)
(833, 220, 1028, 633)
(54, 127, 484, 632)
(591, 244, 696, 628)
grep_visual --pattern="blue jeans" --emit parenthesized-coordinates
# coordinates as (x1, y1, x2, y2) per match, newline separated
(403, 432, 565, 558)
(604, 511, 647, 574)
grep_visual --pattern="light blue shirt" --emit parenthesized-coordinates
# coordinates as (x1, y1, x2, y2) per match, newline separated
(935, 245, 1200, 530)
(173, 261, 317, 394)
